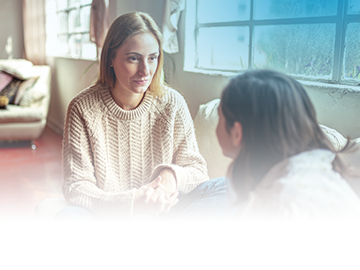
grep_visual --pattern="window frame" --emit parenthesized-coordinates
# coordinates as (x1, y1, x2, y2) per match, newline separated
(184, 0, 360, 86)
(45, 0, 96, 60)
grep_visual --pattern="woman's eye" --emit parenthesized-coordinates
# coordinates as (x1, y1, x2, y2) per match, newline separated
(129, 57, 139, 61)
(149, 56, 158, 61)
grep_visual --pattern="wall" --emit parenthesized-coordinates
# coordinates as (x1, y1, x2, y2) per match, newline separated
(46, 57, 100, 134)
(303, 83, 360, 139)
(0, 0, 24, 59)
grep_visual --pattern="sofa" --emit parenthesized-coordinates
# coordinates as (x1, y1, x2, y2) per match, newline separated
(0, 59, 51, 148)
(35, 97, 360, 219)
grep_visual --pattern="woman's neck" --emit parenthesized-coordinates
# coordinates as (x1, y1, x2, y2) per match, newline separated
(110, 86, 145, 111)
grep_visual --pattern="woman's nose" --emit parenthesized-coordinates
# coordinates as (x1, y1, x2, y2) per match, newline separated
(139, 60, 150, 76)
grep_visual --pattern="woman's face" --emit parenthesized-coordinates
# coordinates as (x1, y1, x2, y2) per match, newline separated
(111, 32, 159, 96)
(216, 105, 242, 159)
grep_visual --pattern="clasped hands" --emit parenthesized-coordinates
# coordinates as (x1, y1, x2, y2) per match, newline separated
(134, 169, 179, 216)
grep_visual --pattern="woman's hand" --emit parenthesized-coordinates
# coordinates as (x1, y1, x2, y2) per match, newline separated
(134, 176, 179, 216)
(158, 168, 177, 194)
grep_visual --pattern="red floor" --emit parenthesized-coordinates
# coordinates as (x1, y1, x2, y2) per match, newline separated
(0, 126, 63, 220)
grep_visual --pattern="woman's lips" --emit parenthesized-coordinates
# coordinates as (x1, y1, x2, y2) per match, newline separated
(134, 79, 149, 85)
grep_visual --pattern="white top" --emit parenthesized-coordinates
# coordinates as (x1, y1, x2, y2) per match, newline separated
(242, 149, 360, 220)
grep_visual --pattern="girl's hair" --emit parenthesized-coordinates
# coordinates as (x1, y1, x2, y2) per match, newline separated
(96, 11, 165, 97)
(220, 69, 335, 201)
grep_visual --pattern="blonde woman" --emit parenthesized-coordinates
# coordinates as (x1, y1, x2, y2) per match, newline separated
(60, 12, 229, 220)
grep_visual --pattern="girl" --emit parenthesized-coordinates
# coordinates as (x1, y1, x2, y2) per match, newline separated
(217, 69, 360, 220)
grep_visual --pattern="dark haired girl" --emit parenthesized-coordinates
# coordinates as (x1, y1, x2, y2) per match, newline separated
(217, 69, 360, 220)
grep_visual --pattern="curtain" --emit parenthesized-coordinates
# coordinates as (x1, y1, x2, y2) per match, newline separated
(162, 0, 185, 54)
(22, 0, 46, 65)
(90, 0, 109, 60)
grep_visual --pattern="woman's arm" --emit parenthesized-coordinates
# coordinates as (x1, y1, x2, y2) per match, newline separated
(150, 91, 209, 194)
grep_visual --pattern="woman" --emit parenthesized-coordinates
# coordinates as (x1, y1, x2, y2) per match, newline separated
(216, 69, 360, 220)
(61, 12, 219, 219)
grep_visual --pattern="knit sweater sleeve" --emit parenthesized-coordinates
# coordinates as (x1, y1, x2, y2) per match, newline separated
(150, 91, 209, 194)
(62, 92, 136, 217)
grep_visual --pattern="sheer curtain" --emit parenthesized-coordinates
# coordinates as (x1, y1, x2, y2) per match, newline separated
(162, 0, 185, 54)
(90, 0, 109, 60)
(22, 0, 46, 65)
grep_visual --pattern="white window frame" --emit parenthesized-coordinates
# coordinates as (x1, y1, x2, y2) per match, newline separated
(184, 0, 360, 87)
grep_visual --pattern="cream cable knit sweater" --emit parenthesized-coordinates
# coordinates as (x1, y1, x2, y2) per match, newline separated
(62, 84, 209, 217)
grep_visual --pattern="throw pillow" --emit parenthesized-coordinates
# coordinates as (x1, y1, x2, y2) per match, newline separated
(0, 59, 34, 80)
(0, 95, 9, 109)
(0, 71, 13, 91)
(12, 77, 39, 105)
(0, 78, 22, 105)
(19, 79, 46, 106)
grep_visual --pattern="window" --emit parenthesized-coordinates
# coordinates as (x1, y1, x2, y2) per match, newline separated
(45, 0, 97, 60)
(184, 0, 360, 85)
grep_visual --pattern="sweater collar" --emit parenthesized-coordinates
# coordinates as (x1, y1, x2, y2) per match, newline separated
(100, 85, 154, 120)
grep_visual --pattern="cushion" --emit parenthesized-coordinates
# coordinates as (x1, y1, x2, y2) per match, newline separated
(194, 98, 232, 179)
(0, 96, 9, 109)
(0, 71, 13, 91)
(319, 124, 348, 151)
(12, 77, 39, 105)
(0, 104, 46, 123)
(19, 77, 45, 106)
(0, 59, 35, 80)
(0, 78, 22, 106)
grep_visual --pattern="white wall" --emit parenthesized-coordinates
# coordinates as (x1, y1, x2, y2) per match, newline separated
(304, 83, 360, 139)
(0, 0, 24, 59)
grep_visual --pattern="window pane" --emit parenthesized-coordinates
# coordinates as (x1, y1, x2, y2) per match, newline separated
(69, 0, 81, 8)
(69, 9, 81, 33)
(198, 0, 250, 23)
(80, 6, 91, 32)
(197, 27, 249, 71)
(57, 11, 68, 34)
(348, 0, 360, 14)
(58, 35, 69, 55)
(343, 23, 360, 82)
(82, 33, 97, 59)
(254, 0, 338, 19)
(69, 34, 83, 58)
(253, 24, 335, 79)
(45, 0, 57, 35)
(46, 0, 56, 14)
(56, 0, 67, 11)
(81, 0, 92, 5)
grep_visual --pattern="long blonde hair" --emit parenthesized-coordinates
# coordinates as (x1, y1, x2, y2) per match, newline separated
(96, 11, 165, 97)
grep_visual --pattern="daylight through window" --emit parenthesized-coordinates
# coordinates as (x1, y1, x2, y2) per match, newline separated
(185, 0, 360, 85)
(45, 0, 97, 60)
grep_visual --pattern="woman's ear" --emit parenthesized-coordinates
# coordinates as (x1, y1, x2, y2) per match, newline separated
(230, 121, 242, 147)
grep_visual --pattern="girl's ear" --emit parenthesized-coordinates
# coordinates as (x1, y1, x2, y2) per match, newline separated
(230, 121, 242, 147)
